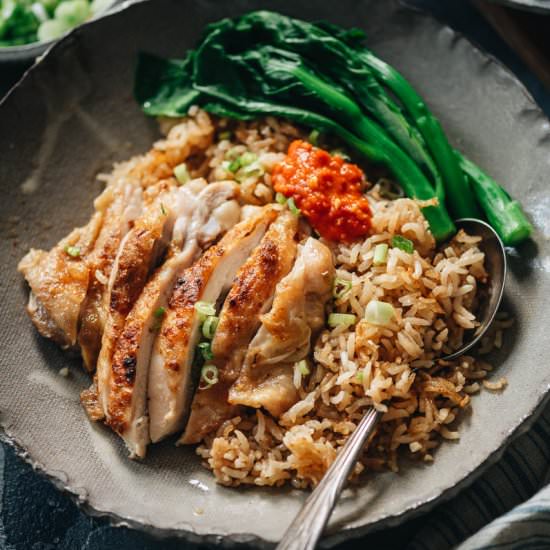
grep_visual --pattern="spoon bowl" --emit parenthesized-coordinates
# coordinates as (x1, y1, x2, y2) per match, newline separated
(442, 218, 507, 360)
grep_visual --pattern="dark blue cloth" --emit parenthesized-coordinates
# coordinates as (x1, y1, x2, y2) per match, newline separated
(2, 2, 549, 548)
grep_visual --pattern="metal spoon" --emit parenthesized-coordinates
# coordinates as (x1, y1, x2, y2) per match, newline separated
(276, 219, 507, 550)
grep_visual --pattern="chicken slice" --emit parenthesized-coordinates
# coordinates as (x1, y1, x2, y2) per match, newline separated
(180, 211, 299, 444)
(229, 237, 335, 417)
(148, 206, 278, 443)
(104, 181, 238, 458)
(18, 211, 103, 349)
(77, 180, 144, 371)
(94, 180, 196, 419)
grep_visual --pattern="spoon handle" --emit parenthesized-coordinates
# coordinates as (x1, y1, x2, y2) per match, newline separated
(276, 407, 382, 550)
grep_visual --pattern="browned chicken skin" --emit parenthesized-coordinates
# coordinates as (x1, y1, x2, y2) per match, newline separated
(105, 181, 238, 457)
(229, 237, 335, 417)
(148, 206, 278, 444)
(181, 210, 299, 444)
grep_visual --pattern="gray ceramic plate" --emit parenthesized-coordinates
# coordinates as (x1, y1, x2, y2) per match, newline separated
(1, 0, 549, 546)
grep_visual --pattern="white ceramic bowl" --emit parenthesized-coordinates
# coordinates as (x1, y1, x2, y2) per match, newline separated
(0, 0, 122, 64)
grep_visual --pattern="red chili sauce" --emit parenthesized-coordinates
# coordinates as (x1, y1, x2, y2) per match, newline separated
(272, 140, 372, 242)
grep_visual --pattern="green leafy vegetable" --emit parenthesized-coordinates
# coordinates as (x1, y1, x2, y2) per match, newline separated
(457, 153, 533, 246)
(133, 10, 531, 246)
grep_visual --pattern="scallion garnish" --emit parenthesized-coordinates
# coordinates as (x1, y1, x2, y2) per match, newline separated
(240, 152, 257, 167)
(194, 301, 216, 318)
(308, 129, 320, 145)
(287, 197, 301, 217)
(160, 203, 167, 216)
(296, 359, 309, 376)
(365, 300, 395, 326)
(197, 341, 214, 361)
(174, 163, 190, 185)
(275, 192, 287, 205)
(333, 277, 352, 300)
(373, 243, 389, 265)
(228, 157, 242, 173)
(64, 245, 80, 258)
(200, 364, 219, 388)
(202, 315, 219, 339)
(154, 306, 166, 318)
(328, 313, 357, 328)
(391, 235, 414, 254)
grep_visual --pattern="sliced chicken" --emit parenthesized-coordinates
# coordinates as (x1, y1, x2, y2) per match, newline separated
(77, 179, 144, 371)
(19, 112, 215, 367)
(148, 206, 279, 443)
(229, 237, 334, 417)
(104, 181, 238, 458)
(18, 211, 103, 349)
(94, 181, 192, 419)
(180, 211, 299, 444)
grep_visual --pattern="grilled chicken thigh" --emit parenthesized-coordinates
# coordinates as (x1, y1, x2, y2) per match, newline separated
(180, 211, 298, 444)
(18, 212, 103, 349)
(104, 181, 238, 457)
(77, 181, 144, 370)
(148, 206, 278, 443)
(229, 237, 334, 417)
(94, 180, 195, 419)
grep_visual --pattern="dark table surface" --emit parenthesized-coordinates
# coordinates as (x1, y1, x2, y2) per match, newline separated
(1, 1, 549, 548)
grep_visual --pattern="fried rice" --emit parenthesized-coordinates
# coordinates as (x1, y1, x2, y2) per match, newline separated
(135, 108, 509, 488)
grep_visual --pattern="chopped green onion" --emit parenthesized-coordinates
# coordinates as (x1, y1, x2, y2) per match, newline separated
(228, 157, 241, 173)
(200, 364, 219, 388)
(64, 245, 80, 258)
(202, 315, 219, 339)
(391, 235, 414, 254)
(308, 129, 320, 145)
(195, 301, 216, 320)
(365, 300, 396, 326)
(239, 162, 264, 179)
(328, 313, 357, 328)
(218, 130, 231, 140)
(225, 146, 241, 159)
(296, 359, 309, 376)
(174, 163, 190, 185)
(356, 371, 364, 383)
(287, 197, 301, 217)
(160, 203, 167, 216)
(373, 243, 389, 266)
(153, 306, 166, 318)
(275, 192, 287, 205)
(239, 152, 257, 167)
(333, 277, 352, 300)
(197, 341, 214, 361)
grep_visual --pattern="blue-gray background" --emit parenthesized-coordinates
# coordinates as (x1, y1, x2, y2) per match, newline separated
(1, 1, 549, 548)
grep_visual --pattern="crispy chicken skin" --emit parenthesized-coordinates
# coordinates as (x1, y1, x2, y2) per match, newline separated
(18, 210, 105, 349)
(180, 211, 299, 444)
(94, 182, 180, 419)
(229, 237, 335, 417)
(20, 113, 215, 372)
(105, 181, 238, 458)
(148, 206, 278, 443)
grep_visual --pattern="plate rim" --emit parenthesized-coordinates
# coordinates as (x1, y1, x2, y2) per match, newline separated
(2, 0, 550, 546)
